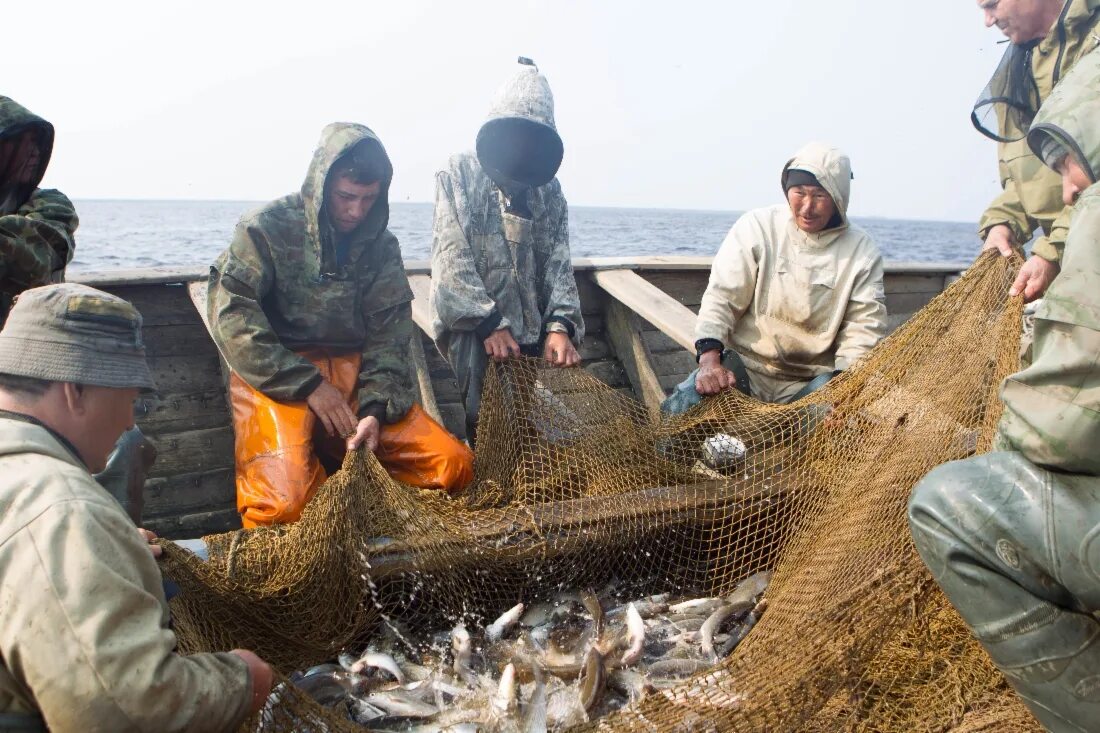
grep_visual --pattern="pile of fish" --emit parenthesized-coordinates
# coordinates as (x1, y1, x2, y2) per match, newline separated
(283, 572, 771, 732)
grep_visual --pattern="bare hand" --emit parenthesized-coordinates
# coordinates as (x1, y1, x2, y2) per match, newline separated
(484, 328, 521, 361)
(231, 649, 274, 716)
(1010, 256, 1059, 302)
(982, 224, 1017, 257)
(543, 332, 580, 367)
(137, 528, 161, 559)
(694, 351, 738, 396)
(306, 380, 357, 438)
(346, 416, 381, 452)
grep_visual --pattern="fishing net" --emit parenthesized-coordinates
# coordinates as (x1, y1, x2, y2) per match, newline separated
(161, 251, 1037, 732)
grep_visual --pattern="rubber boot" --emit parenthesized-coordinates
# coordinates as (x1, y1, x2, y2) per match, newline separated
(909, 452, 1100, 733)
(94, 426, 157, 525)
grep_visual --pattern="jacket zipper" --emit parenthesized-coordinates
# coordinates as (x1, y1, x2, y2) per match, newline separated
(1051, 0, 1073, 84)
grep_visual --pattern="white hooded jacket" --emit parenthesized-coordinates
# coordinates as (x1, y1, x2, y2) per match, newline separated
(695, 142, 887, 381)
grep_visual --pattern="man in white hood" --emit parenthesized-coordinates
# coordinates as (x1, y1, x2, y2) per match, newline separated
(663, 143, 887, 412)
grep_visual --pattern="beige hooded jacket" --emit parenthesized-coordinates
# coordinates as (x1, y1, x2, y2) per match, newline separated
(695, 143, 887, 381)
(0, 415, 252, 732)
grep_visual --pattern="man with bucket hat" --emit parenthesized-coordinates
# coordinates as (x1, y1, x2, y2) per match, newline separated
(0, 283, 272, 732)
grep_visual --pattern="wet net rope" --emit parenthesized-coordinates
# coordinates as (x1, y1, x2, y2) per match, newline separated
(161, 252, 1042, 732)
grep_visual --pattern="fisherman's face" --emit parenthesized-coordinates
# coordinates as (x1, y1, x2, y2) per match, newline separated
(1055, 154, 1094, 205)
(0, 132, 40, 185)
(978, 0, 1061, 45)
(326, 175, 382, 234)
(787, 185, 837, 233)
(76, 385, 139, 473)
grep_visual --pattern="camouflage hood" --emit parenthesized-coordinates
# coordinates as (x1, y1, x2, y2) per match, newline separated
(1028, 47, 1100, 184)
(781, 142, 853, 230)
(301, 123, 393, 257)
(476, 58, 564, 190)
(0, 97, 55, 215)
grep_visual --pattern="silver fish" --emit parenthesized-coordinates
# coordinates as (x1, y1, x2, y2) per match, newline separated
(718, 598, 768, 658)
(522, 665, 548, 733)
(486, 602, 525, 643)
(726, 570, 773, 607)
(452, 624, 479, 687)
(669, 597, 726, 616)
(545, 682, 587, 729)
(700, 603, 746, 662)
(581, 590, 604, 637)
(646, 658, 711, 678)
(350, 651, 406, 683)
(491, 662, 518, 716)
(578, 646, 607, 712)
(619, 603, 646, 667)
(363, 688, 440, 718)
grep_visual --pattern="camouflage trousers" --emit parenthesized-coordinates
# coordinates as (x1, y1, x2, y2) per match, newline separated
(909, 452, 1100, 733)
(444, 332, 540, 444)
(660, 350, 835, 415)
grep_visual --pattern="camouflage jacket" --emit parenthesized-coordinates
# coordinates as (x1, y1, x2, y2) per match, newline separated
(978, 0, 1100, 263)
(0, 189, 78, 324)
(429, 151, 584, 351)
(208, 124, 415, 423)
(995, 46, 1100, 474)
(0, 96, 77, 325)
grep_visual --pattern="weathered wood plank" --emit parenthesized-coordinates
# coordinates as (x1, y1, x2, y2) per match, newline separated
(409, 330, 443, 423)
(145, 425, 235, 479)
(144, 469, 235, 519)
(147, 508, 241, 540)
(137, 389, 229, 434)
(186, 281, 212, 333)
(594, 269, 698, 352)
(583, 360, 629, 389)
(637, 271, 708, 308)
(883, 273, 950, 295)
(604, 300, 666, 415)
(651, 350, 697, 378)
(408, 274, 433, 335)
(886, 291, 941, 316)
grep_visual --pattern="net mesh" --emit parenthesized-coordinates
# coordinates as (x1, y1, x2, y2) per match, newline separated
(161, 252, 1039, 732)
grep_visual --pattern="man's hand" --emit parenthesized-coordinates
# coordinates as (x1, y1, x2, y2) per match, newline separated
(694, 351, 738, 396)
(231, 649, 274, 716)
(982, 224, 1017, 257)
(306, 380, 357, 438)
(1010, 256, 1059, 302)
(137, 528, 161, 559)
(543, 332, 580, 367)
(346, 415, 381, 452)
(484, 328, 521, 361)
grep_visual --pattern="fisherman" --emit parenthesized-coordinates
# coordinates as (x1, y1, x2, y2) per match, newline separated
(429, 57, 585, 441)
(973, 0, 1100, 302)
(0, 95, 155, 522)
(909, 49, 1100, 733)
(662, 143, 887, 412)
(0, 283, 273, 732)
(208, 123, 474, 528)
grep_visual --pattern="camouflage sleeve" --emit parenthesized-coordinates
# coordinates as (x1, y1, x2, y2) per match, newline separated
(357, 237, 416, 423)
(538, 193, 585, 345)
(429, 171, 503, 337)
(0, 189, 78, 291)
(995, 197, 1100, 474)
(207, 222, 323, 401)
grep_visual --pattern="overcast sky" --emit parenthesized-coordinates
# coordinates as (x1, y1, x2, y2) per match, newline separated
(9, 0, 1007, 222)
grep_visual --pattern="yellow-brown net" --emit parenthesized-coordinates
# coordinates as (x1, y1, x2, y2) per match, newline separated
(162, 252, 1041, 732)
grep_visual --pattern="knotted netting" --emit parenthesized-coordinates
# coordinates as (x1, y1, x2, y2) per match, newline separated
(161, 252, 1040, 732)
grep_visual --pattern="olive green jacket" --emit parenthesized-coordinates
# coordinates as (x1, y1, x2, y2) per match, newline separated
(995, 47, 1100, 474)
(978, 0, 1100, 264)
(0, 415, 252, 731)
(0, 97, 77, 324)
(208, 124, 415, 423)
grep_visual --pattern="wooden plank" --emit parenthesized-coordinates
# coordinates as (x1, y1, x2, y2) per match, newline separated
(604, 299, 666, 415)
(583, 359, 629, 389)
(883, 273, 950, 295)
(137, 389, 229, 434)
(144, 468, 235, 518)
(145, 425, 235, 479)
(594, 269, 698, 352)
(641, 330, 684, 354)
(146, 508, 241, 540)
(408, 274, 434, 335)
(366, 476, 788, 579)
(638, 271, 709, 308)
(886, 291, 940, 317)
(651, 350, 697, 378)
(409, 330, 443, 424)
